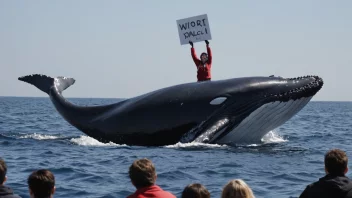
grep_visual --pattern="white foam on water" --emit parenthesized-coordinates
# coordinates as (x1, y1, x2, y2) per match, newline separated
(168, 130, 286, 148)
(165, 141, 228, 149)
(248, 145, 260, 147)
(20, 133, 60, 140)
(70, 136, 127, 147)
(261, 130, 287, 144)
(237, 131, 287, 147)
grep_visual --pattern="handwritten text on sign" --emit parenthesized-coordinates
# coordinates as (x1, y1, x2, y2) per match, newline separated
(176, 14, 212, 45)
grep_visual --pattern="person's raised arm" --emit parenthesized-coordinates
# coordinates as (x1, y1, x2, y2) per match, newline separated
(205, 40, 212, 64)
(189, 41, 200, 66)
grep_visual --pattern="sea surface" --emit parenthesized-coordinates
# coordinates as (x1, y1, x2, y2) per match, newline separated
(1, 97, 352, 198)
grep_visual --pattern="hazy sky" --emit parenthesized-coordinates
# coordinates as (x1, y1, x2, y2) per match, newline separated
(1, 1, 351, 101)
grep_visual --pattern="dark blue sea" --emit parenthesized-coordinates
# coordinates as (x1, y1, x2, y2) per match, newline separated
(1, 97, 352, 198)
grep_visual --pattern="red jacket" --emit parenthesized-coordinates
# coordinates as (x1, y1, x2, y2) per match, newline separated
(191, 45, 212, 81)
(127, 185, 176, 198)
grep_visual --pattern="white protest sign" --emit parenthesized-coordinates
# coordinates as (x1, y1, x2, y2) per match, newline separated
(176, 14, 212, 45)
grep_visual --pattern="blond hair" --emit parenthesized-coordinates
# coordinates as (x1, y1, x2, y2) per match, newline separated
(221, 179, 255, 198)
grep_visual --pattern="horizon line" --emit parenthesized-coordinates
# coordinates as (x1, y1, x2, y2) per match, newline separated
(0, 95, 351, 102)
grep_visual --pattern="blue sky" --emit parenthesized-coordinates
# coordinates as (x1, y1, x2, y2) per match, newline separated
(1, 1, 351, 101)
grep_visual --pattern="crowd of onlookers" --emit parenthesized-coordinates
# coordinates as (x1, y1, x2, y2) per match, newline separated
(0, 164, 54, 198)
(1, 148, 352, 198)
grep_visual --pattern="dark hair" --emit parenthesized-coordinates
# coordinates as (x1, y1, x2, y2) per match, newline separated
(0, 158, 7, 184)
(200, 52, 208, 59)
(28, 169, 55, 198)
(182, 183, 210, 198)
(129, 158, 156, 189)
(325, 149, 348, 175)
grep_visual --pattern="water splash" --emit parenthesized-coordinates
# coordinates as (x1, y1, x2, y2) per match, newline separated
(261, 130, 287, 144)
(165, 142, 227, 149)
(19, 133, 60, 140)
(70, 136, 127, 147)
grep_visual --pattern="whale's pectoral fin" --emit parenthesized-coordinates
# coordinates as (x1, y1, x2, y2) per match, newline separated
(193, 118, 231, 143)
(180, 117, 231, 144)
(18, 74, 75, 94)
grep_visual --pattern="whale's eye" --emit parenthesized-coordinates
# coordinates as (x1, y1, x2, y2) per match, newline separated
(210, 97, 227, 105)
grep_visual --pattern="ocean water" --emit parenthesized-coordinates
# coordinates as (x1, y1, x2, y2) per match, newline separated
(1, 97, 352, 198)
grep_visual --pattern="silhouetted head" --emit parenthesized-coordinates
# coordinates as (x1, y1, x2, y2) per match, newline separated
(182, 183, 210, 198)
(28, 169, 55, 198)
(325, 149, 348, 176)
(200, 53, 208, 64)
(0, 158, 7, 185)
(129, 158, 157, 189)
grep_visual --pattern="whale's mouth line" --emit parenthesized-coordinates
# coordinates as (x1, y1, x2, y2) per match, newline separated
(187, 76, 324, 144)
(264, 75, 323, 101)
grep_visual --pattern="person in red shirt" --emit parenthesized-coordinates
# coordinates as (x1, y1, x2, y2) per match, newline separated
(189, 40, 212, 82)
(127, 158, 176, 198)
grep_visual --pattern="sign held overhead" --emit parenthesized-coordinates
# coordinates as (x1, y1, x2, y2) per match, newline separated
(176, 14, 212, 45)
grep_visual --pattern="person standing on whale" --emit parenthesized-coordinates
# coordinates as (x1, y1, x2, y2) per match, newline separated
(189, 40, 212, 82)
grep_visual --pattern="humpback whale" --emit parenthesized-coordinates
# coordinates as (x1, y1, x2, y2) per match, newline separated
(18, 74, 323, 146)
